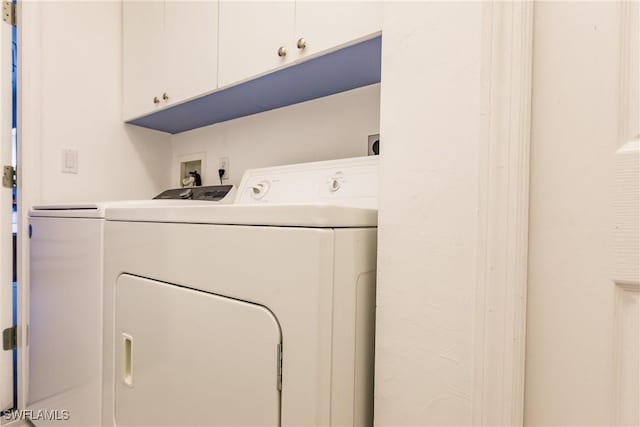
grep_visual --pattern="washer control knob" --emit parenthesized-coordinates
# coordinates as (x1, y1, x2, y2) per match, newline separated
(330, 178, 341, 192)
(251, 181, 270, 199)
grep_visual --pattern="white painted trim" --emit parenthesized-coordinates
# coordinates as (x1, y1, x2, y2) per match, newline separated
(16, 0, 43, 410)
(472, 2, 533, 425)
(612, 4, 639, 424)
(617, 0, 640, 146)
(612, 282, 640, 426)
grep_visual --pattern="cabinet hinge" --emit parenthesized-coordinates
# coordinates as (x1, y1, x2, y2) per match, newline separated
(277, 343, 283, 391)
(2, 326, 16, 351)
(2, 1, 15, 27)
(2, 165, 15, 188)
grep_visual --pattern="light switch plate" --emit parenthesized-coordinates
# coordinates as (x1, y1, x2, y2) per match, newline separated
(61, 149, 78, 174)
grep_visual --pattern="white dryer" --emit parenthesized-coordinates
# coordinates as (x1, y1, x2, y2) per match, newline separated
(27, 186, 234, 426)
(102, 156, 378, 426)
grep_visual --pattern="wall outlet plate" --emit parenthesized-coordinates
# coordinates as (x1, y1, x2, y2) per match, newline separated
(218, 157, 229, 180)
(368, 134, 380, 156)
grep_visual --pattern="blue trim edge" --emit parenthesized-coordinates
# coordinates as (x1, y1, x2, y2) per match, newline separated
(127, 36, 382, 135)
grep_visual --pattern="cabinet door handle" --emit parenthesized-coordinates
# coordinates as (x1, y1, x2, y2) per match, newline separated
(162, 92, 169, 101)
(277, 46, 287, 57)
(296, 38, 306, 50)
(153, 96, 160, 105)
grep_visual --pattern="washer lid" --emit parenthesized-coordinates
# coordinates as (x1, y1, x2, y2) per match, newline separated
(29, 199, 229, 219)
(105, 204, 377, 227)
(30, 203, 107, 218)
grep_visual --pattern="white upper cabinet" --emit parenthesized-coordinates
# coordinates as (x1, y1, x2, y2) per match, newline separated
(218, 1, 295, 88)
(123, 1, 383, 126)
(293, 1, 383, 59)
(123, 1, 219, 121)
(123, 1, 164, 121)
(217, 1, 382, 88)
(164, 1, 219, 108)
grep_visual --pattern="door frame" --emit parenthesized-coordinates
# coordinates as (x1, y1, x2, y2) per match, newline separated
(0, 0, 15, 412)
(15, 0, 42, 410)
(375, 2, 533, 425)
(472, 2, 533, 425)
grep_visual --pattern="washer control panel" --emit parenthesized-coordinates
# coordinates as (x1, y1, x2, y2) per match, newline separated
(236, 157, 378, 208)
(154, 185, 234, 202)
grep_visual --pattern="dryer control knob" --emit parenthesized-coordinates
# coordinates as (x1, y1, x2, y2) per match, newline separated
(330, 178, 341, 192)
(251, 181, 270, 200)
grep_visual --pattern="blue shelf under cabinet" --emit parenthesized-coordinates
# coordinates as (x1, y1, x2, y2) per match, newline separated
(127, 36, 382, 135)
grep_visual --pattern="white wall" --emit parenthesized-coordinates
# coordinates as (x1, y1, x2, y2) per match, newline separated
(375, 3, 483, 424)
(170, 84, 380, 187)
(32, 1, 172, 204)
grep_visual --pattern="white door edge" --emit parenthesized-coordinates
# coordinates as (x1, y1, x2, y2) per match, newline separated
(0, 0, 15, 412)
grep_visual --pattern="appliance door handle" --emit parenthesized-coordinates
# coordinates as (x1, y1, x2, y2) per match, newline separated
(123, 333, 133, 387)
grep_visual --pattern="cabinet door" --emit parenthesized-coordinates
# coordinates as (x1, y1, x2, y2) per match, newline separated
(122, 1, 165, 121)
(218, 1, 295, 88)
(164, 1, 219, 108)
(115, 275, 281, 426)
(294, 1, 382, 59)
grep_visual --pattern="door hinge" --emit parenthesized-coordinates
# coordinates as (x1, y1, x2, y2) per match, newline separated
(2, 165, 15, 188)
(2, 326, 16, 351)
(277, 343, 283, 391)
(2, 1, 15, 27)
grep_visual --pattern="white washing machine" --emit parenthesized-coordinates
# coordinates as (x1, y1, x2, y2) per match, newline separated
(27, 186, 234, 426)
(102, 156, 378, 427)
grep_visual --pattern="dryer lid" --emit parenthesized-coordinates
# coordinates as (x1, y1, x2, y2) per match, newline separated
(104, 204, 377, 227)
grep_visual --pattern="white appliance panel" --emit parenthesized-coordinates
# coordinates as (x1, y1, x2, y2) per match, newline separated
(28, 217, 103, 426)
(103, 222, 348, 426)
(235, 156, 378, 208)
(115, 274, 281, 426)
